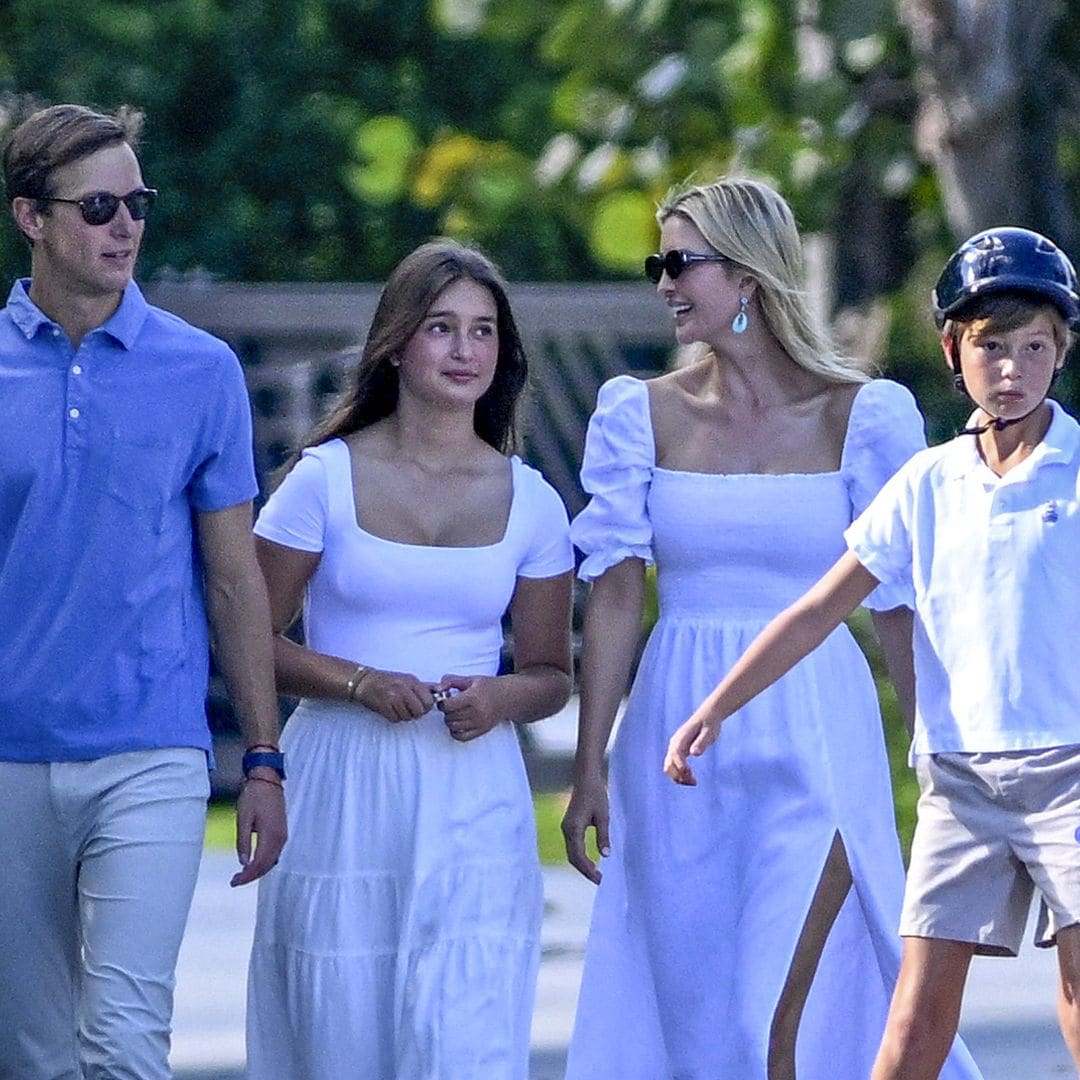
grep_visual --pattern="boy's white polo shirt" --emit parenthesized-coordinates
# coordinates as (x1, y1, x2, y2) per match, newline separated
(845, 399, 1080, 756)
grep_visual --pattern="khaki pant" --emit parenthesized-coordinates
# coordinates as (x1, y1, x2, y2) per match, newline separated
(0, 748, 208, 1080)
(902, 747, 1080, 956)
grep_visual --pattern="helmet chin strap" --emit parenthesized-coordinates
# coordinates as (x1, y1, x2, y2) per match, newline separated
(958, 409, 1039, 436)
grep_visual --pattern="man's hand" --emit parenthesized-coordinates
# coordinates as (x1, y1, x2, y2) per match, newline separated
(230, 774, 287, 887)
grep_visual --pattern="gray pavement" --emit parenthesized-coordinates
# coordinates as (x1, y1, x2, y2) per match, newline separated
(172, 850, 1076, 1079)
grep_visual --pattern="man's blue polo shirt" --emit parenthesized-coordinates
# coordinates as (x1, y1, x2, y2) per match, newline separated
(0, 279, 258, 761)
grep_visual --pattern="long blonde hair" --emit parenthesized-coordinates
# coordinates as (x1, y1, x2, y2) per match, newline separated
(658, 178, 870, 383)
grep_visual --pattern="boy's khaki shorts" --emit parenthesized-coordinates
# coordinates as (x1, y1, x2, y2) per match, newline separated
(901, 747, 1080, 955)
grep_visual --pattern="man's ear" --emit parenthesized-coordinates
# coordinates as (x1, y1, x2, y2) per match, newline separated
(11, 197, 45, 243)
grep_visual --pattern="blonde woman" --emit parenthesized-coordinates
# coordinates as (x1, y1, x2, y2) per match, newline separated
(562, 179, 981, 1078)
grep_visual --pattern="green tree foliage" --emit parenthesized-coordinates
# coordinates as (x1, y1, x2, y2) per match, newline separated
(0, 0, 588, 282)
(0, 0, 1078, 420)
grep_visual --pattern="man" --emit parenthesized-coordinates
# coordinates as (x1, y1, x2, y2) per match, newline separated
(0, 103, 286, 1079)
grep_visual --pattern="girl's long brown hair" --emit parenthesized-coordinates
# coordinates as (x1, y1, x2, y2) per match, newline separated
(300, 240, 527, 459)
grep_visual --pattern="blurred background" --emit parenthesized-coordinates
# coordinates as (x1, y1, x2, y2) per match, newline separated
(4, 0, 1080, 850)
(2, 0, 1079, 415)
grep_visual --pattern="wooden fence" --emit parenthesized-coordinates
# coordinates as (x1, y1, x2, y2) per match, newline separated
(147, 281, 673, 517)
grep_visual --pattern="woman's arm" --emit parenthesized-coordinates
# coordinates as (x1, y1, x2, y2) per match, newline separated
(560, 556, 646, 883)
(870, 606, 916, 737)
(664, 551, 879, 785)
(256, 537, 436, 722)
(437, 570, 574, 736)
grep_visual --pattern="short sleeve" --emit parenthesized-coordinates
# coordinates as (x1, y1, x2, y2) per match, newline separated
(841, 379, 925, 610)
(188, 349, 259, 511)
(844, 461, 917, 594)
(570, 375, 655, 582)
(253, 447, 329, 553)
(513, 459, 574, 579)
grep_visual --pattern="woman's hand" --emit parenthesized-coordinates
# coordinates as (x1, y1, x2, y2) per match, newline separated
(435, 675, 504, 741)
(663, 710, 722, 785)
(356, 669, 437, 723)
(561, 773, 610, 884)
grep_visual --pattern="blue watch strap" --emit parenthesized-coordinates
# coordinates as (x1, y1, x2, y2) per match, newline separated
(241, 750, 286, 781)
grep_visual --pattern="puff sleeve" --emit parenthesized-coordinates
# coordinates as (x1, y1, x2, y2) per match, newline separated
(253, 447, 330, 553)
(841, 379, 926, 610)
(570, 375, 655, 582)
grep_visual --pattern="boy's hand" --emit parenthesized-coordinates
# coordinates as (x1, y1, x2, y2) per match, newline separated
(663, 712, 722, 785)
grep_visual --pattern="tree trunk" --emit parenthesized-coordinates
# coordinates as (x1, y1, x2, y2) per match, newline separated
(899, 0, 1078, 251)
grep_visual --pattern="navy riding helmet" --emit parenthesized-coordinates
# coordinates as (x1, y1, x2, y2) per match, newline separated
(932, 226, 1080, 329)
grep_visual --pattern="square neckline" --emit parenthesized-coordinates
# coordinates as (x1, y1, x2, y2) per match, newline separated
(331, 437, 519, 551)
(646, 379, 872, 480)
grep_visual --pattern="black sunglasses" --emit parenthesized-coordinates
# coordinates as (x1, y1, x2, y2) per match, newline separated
(37, 187, 158, 226)
(644, 249, 729, 284)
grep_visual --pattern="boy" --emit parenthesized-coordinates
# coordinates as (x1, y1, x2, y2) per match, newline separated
(664, 226, 1080, 1079)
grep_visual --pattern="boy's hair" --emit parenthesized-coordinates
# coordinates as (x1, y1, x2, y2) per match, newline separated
(3, 103, 144, 204)
(943, 293, 1074, 366)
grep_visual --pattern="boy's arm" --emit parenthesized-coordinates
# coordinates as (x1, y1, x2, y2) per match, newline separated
(664, 551, 879, 785)
(871, 606, 916, 737)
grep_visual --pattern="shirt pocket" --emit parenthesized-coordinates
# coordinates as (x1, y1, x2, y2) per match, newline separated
(90, 431, 183, 533)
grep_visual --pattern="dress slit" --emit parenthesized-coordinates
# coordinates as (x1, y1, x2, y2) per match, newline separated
(768, 831, 853, 1079)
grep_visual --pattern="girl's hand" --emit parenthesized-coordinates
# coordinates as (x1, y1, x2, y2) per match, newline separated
(663, 711, 722, 785)
(436, 675, 502, 741)
(356, 669, 437, 723)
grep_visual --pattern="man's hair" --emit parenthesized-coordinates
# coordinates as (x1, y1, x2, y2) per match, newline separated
(3, 103, 144, 204)
(943, 293, 1074, 359)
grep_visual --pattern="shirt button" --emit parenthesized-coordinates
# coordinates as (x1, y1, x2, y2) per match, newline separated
(68, 407, 80, 419)
(71, 364, 83, 375)
(52, 327, 61, 337)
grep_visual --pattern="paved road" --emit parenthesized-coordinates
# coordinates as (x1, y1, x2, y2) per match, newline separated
(172, 851, 1075, 1079)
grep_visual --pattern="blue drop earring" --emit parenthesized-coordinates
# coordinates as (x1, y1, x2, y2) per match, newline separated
(732, 295, 749, 334)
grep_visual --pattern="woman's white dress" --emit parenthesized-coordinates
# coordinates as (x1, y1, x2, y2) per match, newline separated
(245, 439, 572, 1080)
(566, 377, 982, 1079)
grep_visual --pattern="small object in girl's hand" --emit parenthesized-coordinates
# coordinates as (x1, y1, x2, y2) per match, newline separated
(432, 689, 451, 707)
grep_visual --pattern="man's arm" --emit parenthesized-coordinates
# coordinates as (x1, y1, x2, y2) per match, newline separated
(197, 503, 287, 887)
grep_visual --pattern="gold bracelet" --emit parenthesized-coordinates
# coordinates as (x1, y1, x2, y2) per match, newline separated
(345, 664, 371, 702)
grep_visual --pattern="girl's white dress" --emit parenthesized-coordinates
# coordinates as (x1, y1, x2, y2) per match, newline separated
(566, 377, 982, 1079)
(245, 439, 572, 1080)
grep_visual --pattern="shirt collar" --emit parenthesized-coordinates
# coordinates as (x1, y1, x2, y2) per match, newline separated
(6, 278, 148, 350)
(942, 398, 1079, 479)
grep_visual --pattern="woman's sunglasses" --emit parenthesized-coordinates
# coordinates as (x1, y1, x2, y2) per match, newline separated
(644, 249, 729, 284)
(36, 187, 158, 227)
